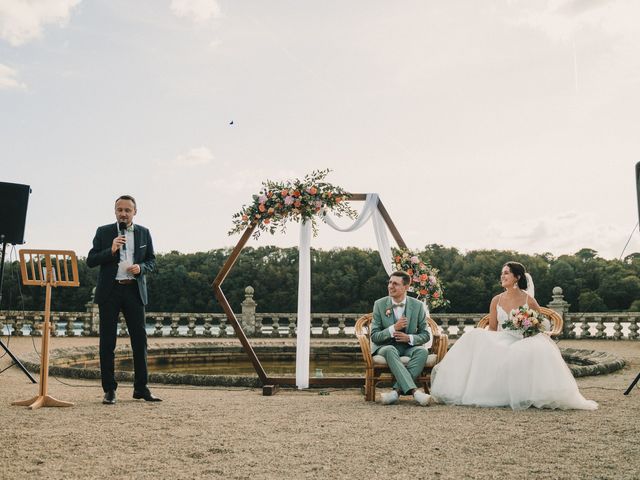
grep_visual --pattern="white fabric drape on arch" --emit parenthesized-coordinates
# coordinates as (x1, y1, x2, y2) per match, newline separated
(325, 193, 433, 349)
(295, 220, 312, 389)
(296, 193, 394, 388)
(295, 193, 436, 388)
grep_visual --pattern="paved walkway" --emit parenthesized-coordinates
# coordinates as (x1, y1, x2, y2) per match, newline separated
(1, 336, 639, 479)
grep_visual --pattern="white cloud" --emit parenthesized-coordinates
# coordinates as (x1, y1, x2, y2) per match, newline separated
(170, 0, 221, 24)
(174, 146, 214, 167)
(482, 211, 639, 258)
(508, 0, 639, 43)
(0, 0, 81, 46)
(0, 63, 26, 90)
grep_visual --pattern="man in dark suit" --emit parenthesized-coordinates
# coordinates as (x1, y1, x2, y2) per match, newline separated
(87, 195, 161, 404)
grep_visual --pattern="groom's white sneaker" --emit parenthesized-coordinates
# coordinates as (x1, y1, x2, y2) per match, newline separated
(381, 390, 399, 405)
(413, 390, 433, 406)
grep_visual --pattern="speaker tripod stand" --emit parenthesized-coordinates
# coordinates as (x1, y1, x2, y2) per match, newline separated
(624, 373, 640, 395)
(0, 238, 37, 383)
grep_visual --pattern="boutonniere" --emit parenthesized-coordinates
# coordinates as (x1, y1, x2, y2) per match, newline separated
(385, 308, 392, 317)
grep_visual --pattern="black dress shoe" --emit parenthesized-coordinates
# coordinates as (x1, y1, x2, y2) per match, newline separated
(133, 390, 162, 402)
(102, 390, 116, 405)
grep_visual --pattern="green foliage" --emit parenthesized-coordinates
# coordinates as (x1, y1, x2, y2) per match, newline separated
(577, 291, 607, 312)
(2, 246, 639, 314)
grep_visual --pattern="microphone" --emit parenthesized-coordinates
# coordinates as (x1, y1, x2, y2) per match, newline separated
(118, 222, 127, 251)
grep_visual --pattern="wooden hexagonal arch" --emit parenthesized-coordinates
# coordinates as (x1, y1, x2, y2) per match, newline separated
(212, 194, 407, 394)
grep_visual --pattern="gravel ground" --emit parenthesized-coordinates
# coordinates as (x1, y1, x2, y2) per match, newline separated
(1, 336, 638, 480)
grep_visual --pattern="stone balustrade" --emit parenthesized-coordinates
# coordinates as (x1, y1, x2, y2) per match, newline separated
(1, 286, 639, 340)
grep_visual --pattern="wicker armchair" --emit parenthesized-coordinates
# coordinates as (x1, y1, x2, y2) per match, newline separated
(476, 306, 563, 337)
(355, 314, 448, 402)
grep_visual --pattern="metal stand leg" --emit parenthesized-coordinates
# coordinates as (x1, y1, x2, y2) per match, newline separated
(624, 372, 640, 395)
(0, 239, 37, 383)
(0, 338, 37, 383)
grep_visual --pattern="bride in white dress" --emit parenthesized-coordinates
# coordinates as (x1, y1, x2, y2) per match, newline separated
(430, 262, 597, 410)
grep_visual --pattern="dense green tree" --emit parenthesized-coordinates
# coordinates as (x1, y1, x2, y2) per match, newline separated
(2, 245, 639, 314)
(577, 291, 607, 312)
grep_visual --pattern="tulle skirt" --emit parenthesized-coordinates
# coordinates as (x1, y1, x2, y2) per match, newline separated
(430, 329, 598, 411)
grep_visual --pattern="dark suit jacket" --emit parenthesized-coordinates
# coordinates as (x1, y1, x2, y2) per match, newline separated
(87, 223, 156, 305)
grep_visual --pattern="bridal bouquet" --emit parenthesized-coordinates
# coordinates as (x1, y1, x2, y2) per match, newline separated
(503, 305, 549, 338)
(391, 248, 449, 311)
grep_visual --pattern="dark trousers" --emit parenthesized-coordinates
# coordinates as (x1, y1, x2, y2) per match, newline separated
(98, 283, 148, 392)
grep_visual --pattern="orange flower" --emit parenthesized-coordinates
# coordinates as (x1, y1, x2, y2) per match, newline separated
(308, 186, 318, 195)
(264, 218, 271, 224)
(267, 191, 273, 198)
(433, 292, 440, 299)
(407, 269, 414, 276)
(241, 214, 249, 222)
(395, 256, 401, 262)
(294, 200, 302, 208)
(335, 196, 342, 203)
(293, 190, 301, 197)
(281, 189, 288, 196)
(258, 204, 266, 212)
(268, 207, 275, 215)
(419, 289, 428, 296)
(420, 274, 428, 281)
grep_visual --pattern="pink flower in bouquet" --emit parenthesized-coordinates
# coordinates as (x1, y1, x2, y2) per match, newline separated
(284, 196, 294, 205)
(258, 194, 268, 204)
(429, 276, 437, 285)
(523, 319, 532, 328)
(411, 256, 419, 264)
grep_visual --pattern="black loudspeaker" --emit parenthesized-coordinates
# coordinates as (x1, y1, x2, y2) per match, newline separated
(0, 181, 31, 244)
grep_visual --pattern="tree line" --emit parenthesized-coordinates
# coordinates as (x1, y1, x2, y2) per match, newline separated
(1, 246, 639, 314)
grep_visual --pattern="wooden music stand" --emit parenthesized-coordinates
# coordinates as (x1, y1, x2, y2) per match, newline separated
(12, 249, 79, 410)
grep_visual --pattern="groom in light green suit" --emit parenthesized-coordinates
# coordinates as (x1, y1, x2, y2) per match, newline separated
(371, 271, 432, 406)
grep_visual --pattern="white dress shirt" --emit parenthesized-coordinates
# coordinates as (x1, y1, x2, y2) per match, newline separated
(115, 224, 135, 280)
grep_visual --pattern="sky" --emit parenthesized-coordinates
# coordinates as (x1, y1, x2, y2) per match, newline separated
(1, 0, 640, 261)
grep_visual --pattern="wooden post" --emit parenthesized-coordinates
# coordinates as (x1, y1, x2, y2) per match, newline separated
(12, 250, 79, 410)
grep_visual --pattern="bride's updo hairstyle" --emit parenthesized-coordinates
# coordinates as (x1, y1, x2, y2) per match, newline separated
(504, 262, 528, 290)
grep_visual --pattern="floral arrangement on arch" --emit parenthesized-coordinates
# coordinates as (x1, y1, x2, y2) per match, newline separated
(503, 305, 550, 338)
(229, 169, 357, 239)
(391, 247, 450, 311)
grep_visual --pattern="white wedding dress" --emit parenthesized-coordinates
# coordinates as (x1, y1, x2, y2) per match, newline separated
(430, 302, 598, 410)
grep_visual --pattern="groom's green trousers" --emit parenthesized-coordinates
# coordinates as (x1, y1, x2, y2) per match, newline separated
(377, 344, 428, 394)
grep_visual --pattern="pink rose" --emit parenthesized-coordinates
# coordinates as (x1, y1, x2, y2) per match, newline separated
(411, 256, 419, 264)
(284, 196, 294, 205)
(258, 195, 268, 204)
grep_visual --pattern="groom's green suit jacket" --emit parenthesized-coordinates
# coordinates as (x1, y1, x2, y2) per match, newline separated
(370, 296, 430, 355)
